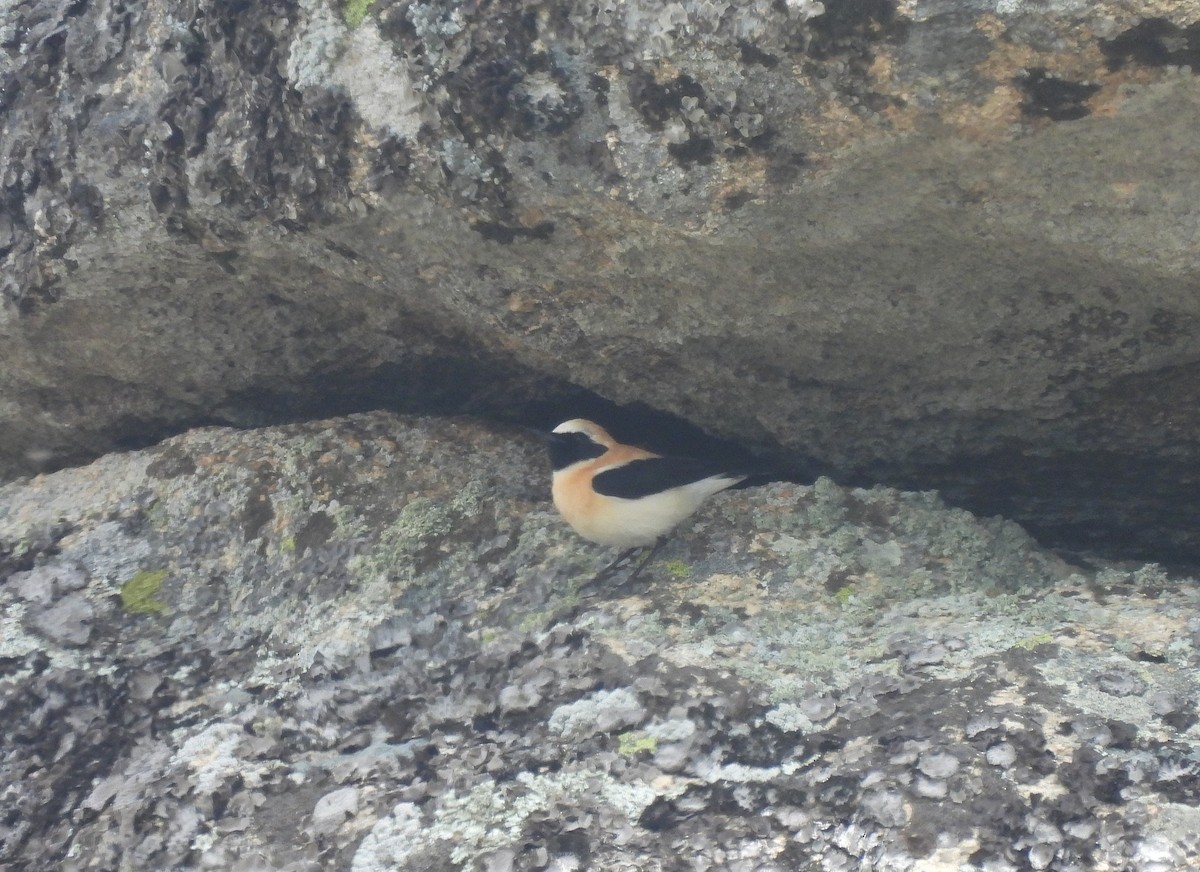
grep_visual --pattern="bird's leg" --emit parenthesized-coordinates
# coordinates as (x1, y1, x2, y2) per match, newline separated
(548, 539, 668, 631)
(573, 548, 637, 602)
(581, 538, 668, 599)
(624, 537, 667, 583)
(591, 546, 639, 584)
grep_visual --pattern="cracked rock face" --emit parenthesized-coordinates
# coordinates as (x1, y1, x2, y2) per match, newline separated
(1, 412, 1199, 870)
(1, 0, 1199, 567)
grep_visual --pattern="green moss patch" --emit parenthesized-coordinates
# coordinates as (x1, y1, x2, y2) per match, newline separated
(617, 731, 658, 756)
(121, 569, 168, 614)
(343, 0, 376, 27)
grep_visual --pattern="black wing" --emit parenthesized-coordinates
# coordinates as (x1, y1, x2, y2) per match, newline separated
(592, 456, 744, 499)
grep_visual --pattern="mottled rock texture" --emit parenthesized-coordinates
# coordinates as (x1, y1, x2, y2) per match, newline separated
(2, 0, 1200, 565)
(2, 413, 1199, 870)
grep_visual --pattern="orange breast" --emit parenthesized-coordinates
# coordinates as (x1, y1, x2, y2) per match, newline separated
(551, 444, 661, 547)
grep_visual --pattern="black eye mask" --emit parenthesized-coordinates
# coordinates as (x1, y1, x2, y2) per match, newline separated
(545, 431, 607, 470)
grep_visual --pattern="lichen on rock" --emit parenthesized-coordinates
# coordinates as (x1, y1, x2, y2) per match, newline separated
(1, 412, 1198, 869)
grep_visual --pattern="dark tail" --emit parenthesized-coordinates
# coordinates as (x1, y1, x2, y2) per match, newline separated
(729, 458, 827, 490)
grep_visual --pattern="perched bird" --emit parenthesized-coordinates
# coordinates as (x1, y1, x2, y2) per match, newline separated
(539, 418, 751, 581)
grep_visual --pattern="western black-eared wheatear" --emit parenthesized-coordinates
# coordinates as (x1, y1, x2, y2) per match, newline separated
(539, 418, 751, 581)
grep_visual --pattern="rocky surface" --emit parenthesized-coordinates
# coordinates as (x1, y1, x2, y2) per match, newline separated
(2, 0, 1200, 566)
(2, 412, 1199, 870)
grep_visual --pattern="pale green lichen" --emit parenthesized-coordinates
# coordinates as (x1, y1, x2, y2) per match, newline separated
(663, 559, 691, 579)
(1038, 650, 1167, 730)
(352, 769, 666, 871)
(143, 500, 169, 530)
(517, 591, 581, 633)
(548, 687, 644, 738)
(616, 563, 1078, 699)
(121, 569, 168, 614)
(0, 601, 42, 660)
(327, 498, 369, 540)
(764, 703, 819, 734)
(343, 0, 376, 28)
(1014, 632, 1055, 650)
(350, 482, 485, 588)
(1096, 563, 1172, 590)
(170, 722, 247, 794)
(617, 731, 659, 756)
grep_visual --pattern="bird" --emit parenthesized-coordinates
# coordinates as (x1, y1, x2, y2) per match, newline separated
(538, 418, 752, 582)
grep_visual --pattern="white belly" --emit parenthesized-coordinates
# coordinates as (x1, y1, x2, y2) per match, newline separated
(553, 473, 736, 547)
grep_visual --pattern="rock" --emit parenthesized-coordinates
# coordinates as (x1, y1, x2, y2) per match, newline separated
(29, 592, 93, 646)
(1097, 668, 1148, 698)
(548, 687, 647, 738)
(1029, 843, 1056, 870)
(860, 789, 910, 828)
(917, 750, 960, 779)
(12, 563, 89, 606)
(366, 616, 412, 654)
(798, 695, 837, 723)
(986, 742, 1017, 768)
(0, 0, 1198, 572)
(1, 412, 1199, 869)
(1147, 690, 1180, 717)
(312, 786, 360, 832)
(481, 849, 516, 872)
(914, 776, 948, 800)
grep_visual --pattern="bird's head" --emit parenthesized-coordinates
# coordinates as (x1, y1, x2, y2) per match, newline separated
(537, 419, 614, 470)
